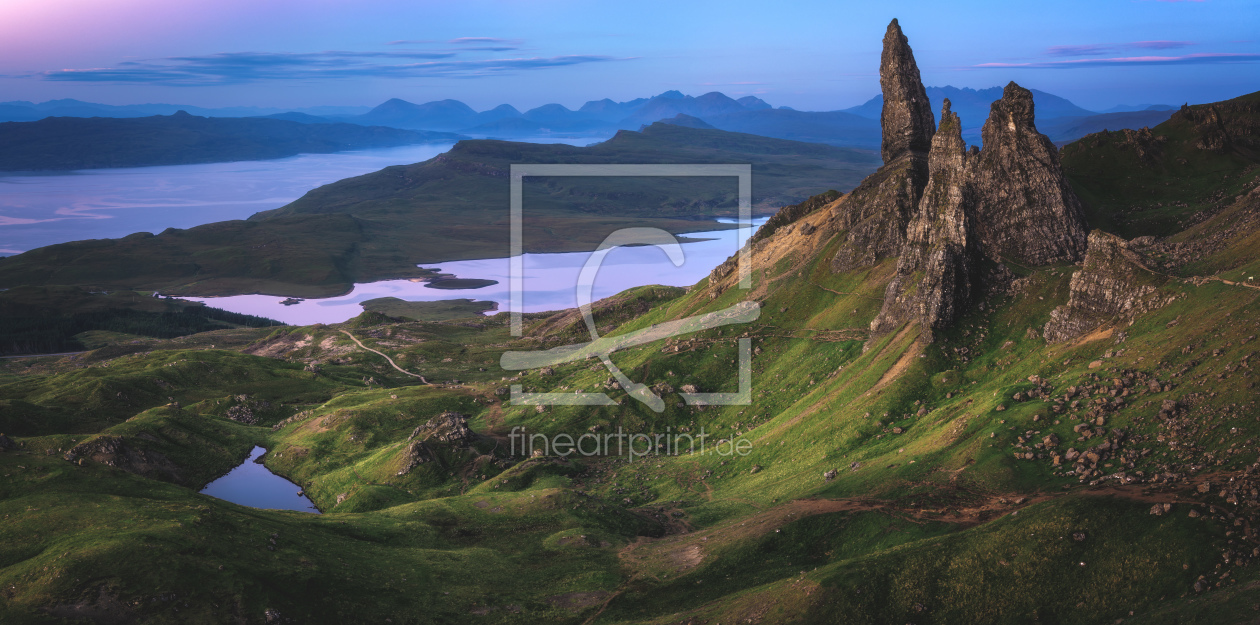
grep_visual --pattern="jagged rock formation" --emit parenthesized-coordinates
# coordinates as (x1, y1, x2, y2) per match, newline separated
(397, 411, 474, 476)
(879, 18, 936, 163)
(967, 82, 1089, 266)
(829, 19, 933, 273)
(867, 80, 1091, 337)
(1043, 231, 1174, 342)
(872, 100, 976, 334)
(714, 22, 1105, 341)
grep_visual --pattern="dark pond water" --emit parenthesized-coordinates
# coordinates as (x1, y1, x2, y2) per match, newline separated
(200, 446, 320, 513)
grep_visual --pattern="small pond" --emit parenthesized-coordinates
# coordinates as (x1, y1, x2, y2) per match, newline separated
(200, 446, 320, 513)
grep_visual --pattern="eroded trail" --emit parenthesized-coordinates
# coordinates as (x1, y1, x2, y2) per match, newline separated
(339, 329, 429, 383)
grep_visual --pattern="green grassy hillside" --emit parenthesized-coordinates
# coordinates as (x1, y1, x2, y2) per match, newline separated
(0, 94, 1258, 624)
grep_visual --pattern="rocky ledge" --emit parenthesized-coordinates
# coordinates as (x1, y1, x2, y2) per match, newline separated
(1043, 231, 1176, 343)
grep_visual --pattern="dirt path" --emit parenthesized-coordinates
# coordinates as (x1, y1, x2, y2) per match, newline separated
(0, 351, 88, 360)
(339, 330, 428, 383)
(1200, 275, 1260, 291)
(810, 281, 884, 302)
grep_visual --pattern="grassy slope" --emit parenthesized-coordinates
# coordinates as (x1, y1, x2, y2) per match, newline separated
(2, 217, 1255, 623)
(359, 297, 497, 321)
(1, 100, 1259, 624)
(1062, 90, 1260, 239)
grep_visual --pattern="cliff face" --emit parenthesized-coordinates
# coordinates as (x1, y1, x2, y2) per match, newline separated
(829, 152, 928, 272)
(1173, 96, 1260, 155)
(872, 100, 976, 334)
(1043, 231, 1173, 342)
(967, 83, 1089, 266)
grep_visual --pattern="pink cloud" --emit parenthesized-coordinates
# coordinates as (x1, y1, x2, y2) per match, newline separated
(976, 52, 1259, 68)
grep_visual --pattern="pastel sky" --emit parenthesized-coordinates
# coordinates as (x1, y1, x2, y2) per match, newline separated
(1, 0, 1256, 112)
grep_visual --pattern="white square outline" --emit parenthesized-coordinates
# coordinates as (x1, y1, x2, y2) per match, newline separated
(508, 163, 753, 336)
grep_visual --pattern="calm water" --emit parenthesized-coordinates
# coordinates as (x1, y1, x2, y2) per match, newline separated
(0, 137, 604, 255)
(187, 217, 768, 325)
(200, 446, 320, 513)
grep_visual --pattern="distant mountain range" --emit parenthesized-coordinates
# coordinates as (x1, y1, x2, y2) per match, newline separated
(0, 88, 1184, 154)
(841, 85, 1096, 126)
(838, 86, 1176, 145)
(324, 88, 1176, 148)
(0, 99, 369, 123)
(0, 112, 459, 171)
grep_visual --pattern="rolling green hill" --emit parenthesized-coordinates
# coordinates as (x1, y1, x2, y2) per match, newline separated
(0, 85, 1255, 623)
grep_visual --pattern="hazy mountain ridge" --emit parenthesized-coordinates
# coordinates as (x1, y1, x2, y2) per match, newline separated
(0, 98, 370, 122)
(0, 111, 462, 171)
(1, 87, 1180, 151)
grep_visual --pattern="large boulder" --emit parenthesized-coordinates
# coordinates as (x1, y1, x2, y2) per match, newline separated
(396, 411, 475, 476)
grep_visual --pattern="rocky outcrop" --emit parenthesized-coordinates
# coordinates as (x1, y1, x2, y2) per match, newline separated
(879, 18, 936, 163)
(829, 152, 928, 272)
(747, 190, 842, 246)
(872, 100, 977, 334)
(397, 411, 475, 476)
(63, 436, 182, 483)
(223, 395, 270, 425)
(396, 439, 434, 476)
(409, 411, 475, 445)
(1043, 231, 1173, 342)
(829, 20, 936, 273)
(0, 433, 14, 451)
(1173, 98, 1260, 154)
(967, 82, 1089, 266)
